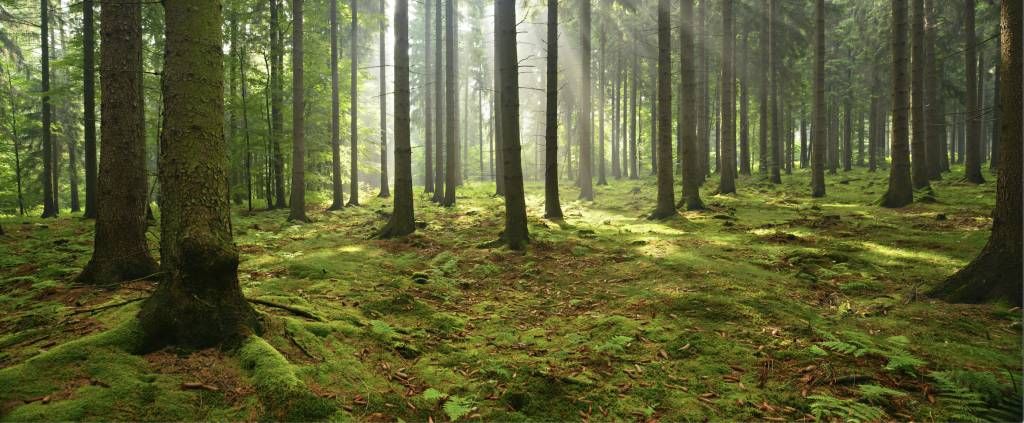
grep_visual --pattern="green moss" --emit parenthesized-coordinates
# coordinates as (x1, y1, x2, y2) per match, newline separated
(237, 336, 337, 421)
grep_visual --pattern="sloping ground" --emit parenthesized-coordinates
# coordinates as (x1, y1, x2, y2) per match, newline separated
(0, 167, 1019, 421)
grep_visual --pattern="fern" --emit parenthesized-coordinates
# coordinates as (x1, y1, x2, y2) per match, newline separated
(820, 340, 870, 357)
(596, 335, 633, 355)
(884, 353, 926, 375)
(930, 371, 988, 422)
(930, 371, 1023, 423)
(808, 394, 887, 423)
(857, 384, 907, 404)
(422, 388, 447, 402)
(442, 395, 475, 421)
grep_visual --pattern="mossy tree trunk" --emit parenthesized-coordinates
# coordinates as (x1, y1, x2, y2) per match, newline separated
(377, 0, 414, 239)
(139, 0, 261, 350)
(717, 0, 736, 195)
(496, 0, 528, 250)
(77, 0, 158, 286)
(543, 0, 562, 220)
(679, 0, 703, 211)
(650, 0, 675, 219)
(288, 0, 310, 222)
(933, 0, 1021, 306)
(881, 0, 914, 208)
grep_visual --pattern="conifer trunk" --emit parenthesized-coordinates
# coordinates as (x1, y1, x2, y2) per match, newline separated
(496, 0, 528, 249)
(811, 0, 826, 196)
(378, 0, 414, 238)
(544, 0, 562, 220)
(881, 0, 914, 208)
(288, 0, 310, 221)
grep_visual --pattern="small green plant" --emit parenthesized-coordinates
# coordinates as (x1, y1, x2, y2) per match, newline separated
(816, 330, 926, 375)
(595, 335, 633, 355)
(857, 384, 907, 404)
(930, 371, 1022, 422)
(808, 394, 887, 422)
(421, 388, 475, 421)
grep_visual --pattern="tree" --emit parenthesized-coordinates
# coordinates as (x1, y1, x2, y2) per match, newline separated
(543, 0, 562, 220)
(2, 63, 25, 216)
(349, 0, 362, 206)
(767, 0, 782, 185)
(578, 0, 594, 200)
(423, 0, 434, 193)
(910, 0, 930, 190)
(597, 27, 608, 186)
(758, 0, 769, 177)
(717, 0, 736, 194)
(432, 0, 446, 202)
(441, 0, 457, 207)
(329, 0, 345, 210)
(138, 0, 261, 349)
(738, 31, 750, 176)
(811, 0, 826, 199)
(650, 0, 675, 219)
(495, 0, 528, 250)
(270, 0, 287, 209)
(679, 0, 703, 211)
(378, 0, 414, 238)
(40, 0, 57, 218)
(82, 0, 97, 219)
(378, 0, 390, 198)
(933, 0, 1021, 306)
(288, 0, 311, 221)
(962, 0, 984, 183)
(880, 0, 913, 208)
(924, 0, 944, 181)
(77, 0, 158, 285)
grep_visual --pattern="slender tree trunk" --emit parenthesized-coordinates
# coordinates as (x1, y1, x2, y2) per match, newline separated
(651, 0, 676, 218)
(423, 0, 434, 193)
(629, 43, 638, 180)
(3, 64, 26, 215)
(811, 0, 826, 196)
(496, 0, 528, 249)
(139, 0, 261, 349)
(613, 53, 621, 179)
(78, 0, 158, 285)
(349, 0, 362, 206)
(963, 0, 984, 183)
(680, 0, 704, 210)
(40, 0, 57, 218)
(718, 0, 736, 194)
(240, 34, 254, 212)
(801, 115, 808, 169)
(578, 0, 594, 199)
(441, 0, 458, 206)
(433, 0, 447, 201)
(989, 33, 1000, 170)
(544, 0, 562, 219)
(288, 0, 310, 221)
(843, 101, 853, 172)
(597, 27, 607, 186)
(329, 0, 345, 209)
(739, 30, 750, 176)
(378, 0, 415, 238)
(934, 0, 1021, 305)
(82, 0, 97, 218)
(379, 0, 390, 198)
(881, 0, 914, 208)
(768, 0, 782, 184)
(910, 0, 930, 189)
(270, 0, 287, 208)
(758, 0, 769, 177)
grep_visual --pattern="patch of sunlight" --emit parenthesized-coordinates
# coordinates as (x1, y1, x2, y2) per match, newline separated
(334, 245, 365, 253)
(624, 222, 686, 236)
(820, 203, 864, 208)
(637, 241, 681, 259)
(860, 241, 964, 267)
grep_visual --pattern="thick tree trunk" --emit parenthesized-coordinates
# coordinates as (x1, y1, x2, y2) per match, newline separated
(349, 0, 362, 206)
(288, 0, 310, 221)
(139, 0, 261, 349)
(963, 0, 984, 183)
(270, 0, 287, 208)
(544, 0, 562, 220)
(329, 0, 345, 210)
(680, 0, 704, 210)
(423, 0, 434, 193)
(379, 0, 390, 198)
(441, 0, 457, 207)
(881, 0, 914, 208)
(651, 0, 675, 219)
(496, 0, 528, 250)
(78, 0, 158, 285)
(910, 0, 930, 189)
(82, 0, 97, 218)
(378, 0, 414, 238)
(933, 0, 1021, 305)
(717, 0, 736, 194)
(811, 0, 826, 196)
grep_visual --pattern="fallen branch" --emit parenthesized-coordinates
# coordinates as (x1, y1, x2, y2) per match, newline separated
(68, 297, 147, 316)
(247, 298, 324, 321)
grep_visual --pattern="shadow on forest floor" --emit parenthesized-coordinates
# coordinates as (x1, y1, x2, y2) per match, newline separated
(0, 166, 1020, 421)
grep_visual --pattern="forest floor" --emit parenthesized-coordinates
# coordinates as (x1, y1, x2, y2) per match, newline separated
(0, 167, 1020, 422)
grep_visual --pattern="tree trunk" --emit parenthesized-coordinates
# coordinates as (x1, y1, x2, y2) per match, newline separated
(240, 31, 254, 212)
(433, 0, 447, 201)
(843, 101, 853, 172)
(768, 0, 782, 184)
(758, 0, 769, 177)
(613, 53, 621, 180)
(651, 0, 676, 219)
(924, 0, 943, 180)
(496, 0, 528, 250)
(423, 0, 434, 193)
(544, 0, 562, 220)
(910, 0, 930, 189)
(139, 0, 261, 349)
(811, 0, 826, 196)
(82, 0, 97, 218)
(270, 0, 287, 208)
(78, 0, 158, 285)
(578, 0, 594, 199)
(40, 0, 57, 218)
(739, 30, 750, 176)
(597, 26, 607, 186)
(881, 0, 914, 208)
(629, 43, 638, 180)
(680, 0, 704, 210)
(933, 0, 1021, 305)
(288, 0, 310, 221)
(379, 0, 390, 198)
(3, 64, 26, 215)
(329, 0, 345, 210)
(718, 0, 736, 194)
(378, 0, 414, 238)
(989, 33, 1000, 170)
(349, 0, 362, 206)
(963, 0, 984, 183)
(441, 0, 457, 207)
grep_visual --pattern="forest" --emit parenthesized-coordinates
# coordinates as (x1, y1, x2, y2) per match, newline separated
(0, 0, 1021, 420)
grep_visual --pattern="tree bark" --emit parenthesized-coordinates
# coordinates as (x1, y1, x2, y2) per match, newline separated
(82, 0, 97, 218)
(881, 0, 914, 208)
(578, 0, 594, 199)
(441, 0, 457, 207)
(651, 0, 676, 219)
(496, 0, 528, 250)
(378, 0, 415, 238)
(77, 0, 158, 285)
(768, 0, 782, 184)
(139, 0, 261, 350)
(349, 0, 362, 206)
(288, 0, 310, 221)
(379, 0, 390, 198)
(758, 0, 769, 177)
(933, 0, 1021, 305)
(717, 0, 736, 194)
(270, 0, 287, 208)
(423, 0, 434, 193)
(680, 0, 704, 210)
(40, 0, 57, 218)
(433, 0, 447, 201)
(329, 0, 345, 210)
(597, 26, 607, 186)
(739, 30, 750, 176)
(811, 0, 826, 196)
(963, 0, 984, 183)
(910, 0, 930, 189)
(544, 0, 562, 220)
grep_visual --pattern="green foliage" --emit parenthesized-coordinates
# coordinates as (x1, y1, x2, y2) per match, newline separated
(808, 394, 888, 423)
(857, 384, 907, 404)
(442, 395, 475, 421)
(930, 371, 1022, 422)
(817, 330, 926, 375)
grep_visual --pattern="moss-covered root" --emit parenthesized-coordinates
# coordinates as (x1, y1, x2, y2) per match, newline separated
(237, 336, 338, 421)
